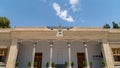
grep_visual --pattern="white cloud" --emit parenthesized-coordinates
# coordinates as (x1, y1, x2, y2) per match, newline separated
(53, 2, 74, 22)
(69, 0, 80, 12)
(70, 0, 79, 5)
(60, 10, 67, 18)
(53, 2, 61, 15)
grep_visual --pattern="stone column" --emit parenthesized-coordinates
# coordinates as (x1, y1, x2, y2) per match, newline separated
(101, 40, 114, 68)
(83, 42, 90, 68)
(49, 42, 53, 68)
(6, 38, 18, 68)
(31, 42, 37, 68)
(67, 42, 71, 68)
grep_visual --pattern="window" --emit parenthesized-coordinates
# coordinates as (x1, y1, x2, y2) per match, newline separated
(0, 48, 8, 62)
(112, 48, 120, 62)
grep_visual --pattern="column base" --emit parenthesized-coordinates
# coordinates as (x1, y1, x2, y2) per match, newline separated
(87, 66, 90, 68)
(31, 66, 34, 68)
(68, 66, 72, 68)
(49, 67, 52, 68)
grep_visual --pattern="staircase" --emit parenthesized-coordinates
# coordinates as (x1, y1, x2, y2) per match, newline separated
(55, 64, 65, 68)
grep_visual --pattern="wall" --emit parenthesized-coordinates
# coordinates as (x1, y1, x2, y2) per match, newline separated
(71, 41, 102, 68)
(17, 42, 33, 68)
(18, 41, 102, 68)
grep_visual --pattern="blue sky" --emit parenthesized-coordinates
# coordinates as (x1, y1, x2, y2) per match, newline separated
(0, 0, 120, 27)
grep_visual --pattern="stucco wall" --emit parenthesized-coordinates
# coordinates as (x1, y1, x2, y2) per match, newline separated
(17, 42, 33, 68)
(71, 41, 102, 68)
(35, 41, 50, 68)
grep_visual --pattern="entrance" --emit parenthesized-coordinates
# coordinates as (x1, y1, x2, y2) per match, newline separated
(77, 53, 85, 68)
(34, 53, 42, 68)
(56, 50, 64, 64)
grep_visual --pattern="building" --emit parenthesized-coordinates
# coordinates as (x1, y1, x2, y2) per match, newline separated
(0, 26, 120, 68)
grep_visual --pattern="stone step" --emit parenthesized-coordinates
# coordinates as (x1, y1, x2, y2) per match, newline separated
(55, 64, 65, 68)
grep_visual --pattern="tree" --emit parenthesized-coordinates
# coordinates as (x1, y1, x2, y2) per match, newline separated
(103, 24, 110, 29)
(0, 16, 10, 28)
(112, 21, 119, 29)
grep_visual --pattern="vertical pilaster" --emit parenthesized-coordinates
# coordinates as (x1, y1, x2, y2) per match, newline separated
(49, 42, 53, 68)
(83, 42, 90, 68)
(6, 38, 18, 68)
(102, 40, 114, 68)
(67, 42, 71, 68)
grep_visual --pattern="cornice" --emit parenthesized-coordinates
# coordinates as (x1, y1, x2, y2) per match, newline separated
(0, 39, 11, 42)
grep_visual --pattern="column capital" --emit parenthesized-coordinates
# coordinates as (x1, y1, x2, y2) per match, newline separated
(49, 41, 54, 47)
(67, 42, 71, 48)
(84, 44, 87, 47)
(83, 42, 87, 44)
(82, 39, 89, 44)
(67, 42, 71, 45)
(33, 41, 37, 44)
(49, 41, 54, 45)
(32, 40, 38, 44)
(83, 41, 88, 47)
(48, 39, 54, 44)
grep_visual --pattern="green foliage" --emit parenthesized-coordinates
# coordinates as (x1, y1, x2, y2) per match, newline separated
(103, 24, 110, 29)
(51, 62, 55, 67)
(82, 61, 86, 66)
(46, 62, 49, 67)
(65, 61, 68, 66)
(101, 60, 105, 66)
(27, 61, 31, 67)
(34, 61, 38, 66)
(103, 21, 120, 29)
(0, 16, 10, 28)
(71, 61, 74, 66)
(112, 21, 120, 29)
(15, 61, 19, 67)
(90, 61, 93, 66)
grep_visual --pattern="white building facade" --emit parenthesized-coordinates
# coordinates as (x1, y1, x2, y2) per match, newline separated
(0, 26, 120, 68)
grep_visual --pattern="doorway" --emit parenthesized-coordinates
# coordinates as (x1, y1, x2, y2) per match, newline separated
(77, 53, 85, 68)
(34, 53, 42, 68)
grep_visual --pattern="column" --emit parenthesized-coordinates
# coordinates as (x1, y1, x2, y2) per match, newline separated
(31, 42, 37, 68)
(6, 38, 18, 68)
(67, 42, 71, 68)
(49, 42, 53, 68)
(101, 40, 114, 68)
(83, 42, 90, 68)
